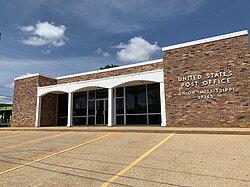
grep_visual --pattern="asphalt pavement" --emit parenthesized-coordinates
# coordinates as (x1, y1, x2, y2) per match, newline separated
(0, 130, 249, 186)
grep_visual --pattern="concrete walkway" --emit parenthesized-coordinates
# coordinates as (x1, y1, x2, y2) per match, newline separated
(0, 126, 250, 135)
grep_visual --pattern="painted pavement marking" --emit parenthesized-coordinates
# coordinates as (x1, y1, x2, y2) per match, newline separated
(100, 133, 175, 187)
(0, 132, 72, 151)
(0, 132, 116, 175)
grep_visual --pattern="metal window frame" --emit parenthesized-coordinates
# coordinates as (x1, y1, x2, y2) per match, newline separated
(114, 83, 161, 126)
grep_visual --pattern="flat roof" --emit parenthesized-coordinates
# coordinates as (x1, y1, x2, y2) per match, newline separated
(162, 30, 248, 51)
(14, 73, 56, 81)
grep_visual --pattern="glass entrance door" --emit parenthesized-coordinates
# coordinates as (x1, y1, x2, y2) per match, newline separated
(96, 99, 107, 125)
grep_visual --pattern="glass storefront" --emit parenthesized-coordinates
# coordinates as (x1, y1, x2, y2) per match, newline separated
(73, 89, 108, 126)
(126, 85, 147, 114)
(73, 91, 87, 125)
(116, 83, 161, 125)
(57, 83, 161, 126)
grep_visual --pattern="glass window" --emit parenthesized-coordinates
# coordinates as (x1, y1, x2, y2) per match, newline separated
(116, 98, 124, 114)
(116, 87, 124, 97)
(57, 94, 68, 117)
(88, 100, 95, 115)
(88, 116, 95, 125)
(105, 100, 108, 124)
(96, 89, 108, 99)
(148, 114, 161, 125)
(89, 90, 96, 99)
(147, 83, 161, 113)
(116, 116, 124, 125)
(57, 117, 67, 126)
(126, 115, 147, 125)
(73, 117, 86, 125)
(73, 92, 87, 116)
(126, 85, 146, 114)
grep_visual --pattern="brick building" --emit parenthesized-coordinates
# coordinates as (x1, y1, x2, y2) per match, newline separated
(12, 30, 250, 127)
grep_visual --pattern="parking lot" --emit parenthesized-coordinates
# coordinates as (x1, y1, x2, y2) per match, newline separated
(0, 130, 249, 187)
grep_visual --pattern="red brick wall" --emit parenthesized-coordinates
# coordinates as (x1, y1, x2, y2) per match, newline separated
(12, 76, 57, 127)
(40, 94, 57, 127)
(57, 62, 163, 84)
(163, 35, 250, 127)
(12, 77, 39, 127)
(39, 76, 57, 86)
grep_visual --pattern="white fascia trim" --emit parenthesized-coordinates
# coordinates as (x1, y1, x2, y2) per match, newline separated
(38, 69, 164, 90)
(57, 59, 163, 80)
(162, 30, 248, 51)
(14, 73, 55, 81)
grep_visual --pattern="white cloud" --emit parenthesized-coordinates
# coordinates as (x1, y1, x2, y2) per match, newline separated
(95, 48, 110, 58)
(115, 37, 160, 63)
(0, 96, 7, 99)
(0, 95, 12, 103)
(95, 48, 102, 54)
(19, 21, 67, 47)
(102, 52, 110, 58)
(21, 25, 35, 32)
(19, 73, 33, 77)
(58, 0, 206, 33)
(41, 49, 51, 55)
(5, 82, 14, 89)
(0, 96, 12, 104)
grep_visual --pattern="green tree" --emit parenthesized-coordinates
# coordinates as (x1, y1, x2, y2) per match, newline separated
(100, 64, 119, 70)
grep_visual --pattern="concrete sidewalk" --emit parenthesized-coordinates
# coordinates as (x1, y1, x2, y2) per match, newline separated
(0, 126, 249, 135)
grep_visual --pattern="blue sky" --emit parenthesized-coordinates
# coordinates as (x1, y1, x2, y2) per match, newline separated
(0, 0, 249, 104)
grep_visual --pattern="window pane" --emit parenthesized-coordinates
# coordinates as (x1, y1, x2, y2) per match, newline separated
(126, 115, 147, 125)
(73, 92, 87, 116)
(73, 117, 86, 125)
(88, 101, 95, 115)
(96, 89, 108, 99)
(88, 116, 95, 125)
(116, 98, 124, 114)
(148, 114, 161, 125)
(147, 83, 161, 113)
(126, 85, 146, 114)
(89, 90, 96, 99)
(116, 87, 124, 97)
(116, 116, 124, 125)
(57, 117, 67, 125)
(105, 100, 108, 124)
(57, 94, 68, 117)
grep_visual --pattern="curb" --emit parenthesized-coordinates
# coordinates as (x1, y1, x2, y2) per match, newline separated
(0, 128, 249, 135)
